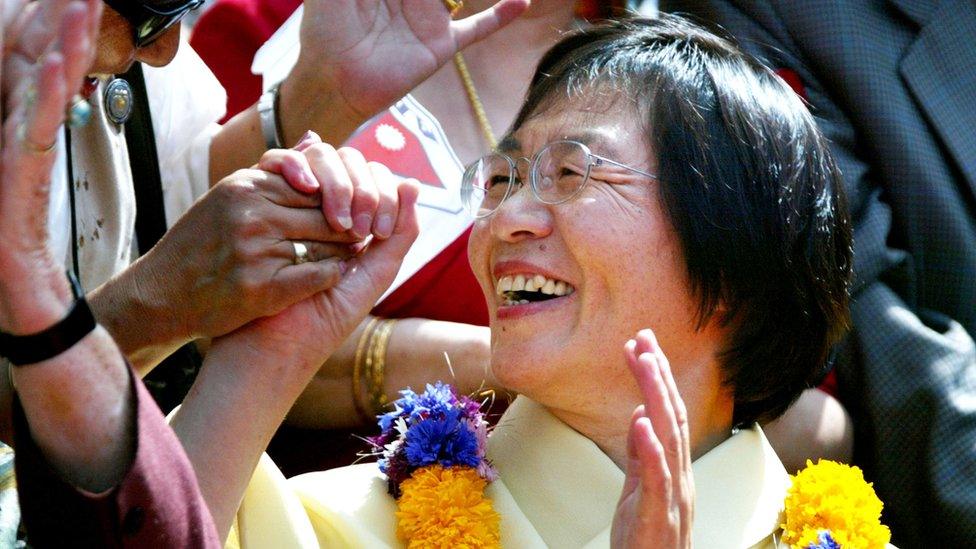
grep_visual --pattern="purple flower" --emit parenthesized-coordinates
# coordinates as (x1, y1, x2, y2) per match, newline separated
(807, 531, 840, 549)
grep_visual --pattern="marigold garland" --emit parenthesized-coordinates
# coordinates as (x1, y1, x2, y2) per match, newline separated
(781, 459, 891, 549)
(368, 382, 500, 548)
(396, 465, 500, 548)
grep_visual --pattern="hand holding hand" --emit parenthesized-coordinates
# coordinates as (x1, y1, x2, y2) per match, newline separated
(209, 172, 420, 379)
(258, 131, 406, 240)
(611, 329, 694, 549)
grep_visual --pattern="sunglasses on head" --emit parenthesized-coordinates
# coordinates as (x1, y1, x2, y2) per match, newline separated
(104, 0, 205, 48)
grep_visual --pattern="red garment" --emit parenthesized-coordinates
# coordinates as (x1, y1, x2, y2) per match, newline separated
(373, 226, 488, 326)
(14, 365, 220, 548)
(190, 0, 301, 122)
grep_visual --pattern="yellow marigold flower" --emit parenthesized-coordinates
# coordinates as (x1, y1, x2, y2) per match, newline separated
(396, 465, 501, 548)
(781, 459, 891, 549)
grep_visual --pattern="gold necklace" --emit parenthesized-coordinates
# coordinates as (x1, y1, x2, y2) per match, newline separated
(453, 52, 497, 149)
(444, 0, 497, 149)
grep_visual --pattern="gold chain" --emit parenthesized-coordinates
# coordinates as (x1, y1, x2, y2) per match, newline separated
(444, 0, 497, 149)
(453, 52, 497, 149)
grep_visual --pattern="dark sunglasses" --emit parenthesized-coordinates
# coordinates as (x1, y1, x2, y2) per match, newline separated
(104, 0, 205, 47)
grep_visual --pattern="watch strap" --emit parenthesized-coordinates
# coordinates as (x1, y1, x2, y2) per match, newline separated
(258, 83, 284, 150)
(0, 271, 97, 366)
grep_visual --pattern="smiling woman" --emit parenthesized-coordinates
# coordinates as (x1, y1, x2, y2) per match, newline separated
(224, 15, 855, 548)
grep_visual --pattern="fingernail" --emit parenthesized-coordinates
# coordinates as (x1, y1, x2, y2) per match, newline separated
(294, 130, 317, 151)
(354, 213, 372, 238)
(337, 212, 353, 231)
(375, 214, 394, 238)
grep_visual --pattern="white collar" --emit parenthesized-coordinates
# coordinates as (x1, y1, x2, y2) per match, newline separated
(488, 397, 790, 548)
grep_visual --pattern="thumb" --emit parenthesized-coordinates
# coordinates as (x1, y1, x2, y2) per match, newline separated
(451, 0, 529, 52)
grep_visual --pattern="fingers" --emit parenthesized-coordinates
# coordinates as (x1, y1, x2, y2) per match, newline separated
(269, 207, 362, 243)
(304, 142, 354, 232)
(338, 147, 379, 240)
(258, 148, 320, 194)
(451, 0, 530, 51)
(632, 414, 672, 518)
(639, 329, 692, 476)
(57, 0, 99, 90)
(339, 178, 420, 297)
(368, 161, 399, 239)
(626, 329, 694, 545)
(22, 52, 66, 152)
(292, 129, 323, 152)
(270, 257, 347, 306)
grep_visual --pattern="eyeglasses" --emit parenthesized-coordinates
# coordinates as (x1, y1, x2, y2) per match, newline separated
(461, 140, 657, 218)
(104, 0, 205, 48)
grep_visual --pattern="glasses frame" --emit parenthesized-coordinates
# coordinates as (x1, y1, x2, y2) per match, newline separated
(104, 0, 205, 48)
(462, 139, 658, 218)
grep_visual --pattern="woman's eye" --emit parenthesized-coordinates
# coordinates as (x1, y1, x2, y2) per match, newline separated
(487, 175, 511, 190)
(557, 166, 584, 179)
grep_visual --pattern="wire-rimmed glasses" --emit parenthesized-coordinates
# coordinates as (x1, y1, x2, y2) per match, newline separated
(461, 140, 657, 218)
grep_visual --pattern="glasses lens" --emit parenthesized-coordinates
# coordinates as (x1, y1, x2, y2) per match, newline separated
(533, 141, 590, 204)
(133, 0, 203, 47)
(135, 13, 180, 45)
(462, 153, 513, 217)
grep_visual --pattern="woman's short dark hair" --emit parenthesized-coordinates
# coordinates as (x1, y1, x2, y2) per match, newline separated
(510, 15, 853, 425)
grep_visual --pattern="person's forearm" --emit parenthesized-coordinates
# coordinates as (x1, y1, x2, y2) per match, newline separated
(288, 317, 494, 429)
(87, 256, 189, 375)
(170, 343, 322, 543)
(208, 66, 369, 185)
(11, 325, 134, 493)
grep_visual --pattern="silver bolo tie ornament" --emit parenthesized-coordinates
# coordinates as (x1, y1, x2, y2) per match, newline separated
(104, 78, 134, 126)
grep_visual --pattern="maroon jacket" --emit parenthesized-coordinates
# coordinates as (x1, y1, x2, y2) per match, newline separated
(14, 366, 220, 548)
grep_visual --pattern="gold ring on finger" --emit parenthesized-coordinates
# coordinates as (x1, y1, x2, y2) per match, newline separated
(293, 241, 310, 265)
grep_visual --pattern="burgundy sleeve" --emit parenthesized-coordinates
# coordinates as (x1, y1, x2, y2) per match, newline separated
(13, 364, 220, 548)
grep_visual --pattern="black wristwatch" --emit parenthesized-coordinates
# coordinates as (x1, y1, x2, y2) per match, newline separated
(0, 271, 96, 366)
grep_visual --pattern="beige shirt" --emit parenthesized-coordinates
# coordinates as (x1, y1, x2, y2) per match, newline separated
(231, 397, 792, 548)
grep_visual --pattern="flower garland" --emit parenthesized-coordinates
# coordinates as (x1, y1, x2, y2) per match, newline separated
(368, 382, 500, 547)
(781, 459, 891, 549)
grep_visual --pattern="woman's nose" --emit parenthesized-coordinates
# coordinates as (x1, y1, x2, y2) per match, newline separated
(489, 181, 553, 243)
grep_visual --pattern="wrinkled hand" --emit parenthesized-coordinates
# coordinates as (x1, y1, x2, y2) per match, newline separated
(294, 0, 528, 120)
(135, 166, 361, 346)
(210, 175, 421, 378)
(0, 0, 100, 332)
(1, 0, 98, 114)
(611, 329, 694, 549)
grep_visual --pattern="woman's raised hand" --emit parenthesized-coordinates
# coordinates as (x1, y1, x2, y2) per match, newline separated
(293, 0, 529, 121)
(0, 0, 101, 332)
(611, 329, 695, 549)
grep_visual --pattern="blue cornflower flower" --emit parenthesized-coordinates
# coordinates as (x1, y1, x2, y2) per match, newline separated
(403, 411, 480, 469)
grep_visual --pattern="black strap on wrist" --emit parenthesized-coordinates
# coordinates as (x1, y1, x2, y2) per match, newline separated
(0, 271, 96, 366)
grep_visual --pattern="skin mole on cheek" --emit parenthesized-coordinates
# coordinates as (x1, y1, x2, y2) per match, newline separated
(539, 244, 547, 252)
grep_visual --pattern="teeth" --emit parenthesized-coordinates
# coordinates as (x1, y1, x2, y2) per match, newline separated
(513, 275, 526, 292)
(495, 273, 576, 299)
(498, 277, 512, 293)
(542, 279, 556, 295)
